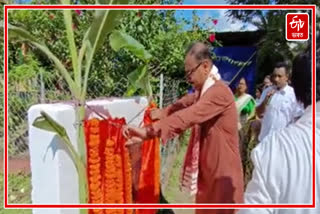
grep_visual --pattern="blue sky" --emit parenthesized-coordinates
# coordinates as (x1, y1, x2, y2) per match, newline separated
(14, 0, 259, 32)
(175, 0, 258, 32)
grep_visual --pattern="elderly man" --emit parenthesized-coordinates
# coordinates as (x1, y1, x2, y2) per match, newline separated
(124, 42, 244, 214)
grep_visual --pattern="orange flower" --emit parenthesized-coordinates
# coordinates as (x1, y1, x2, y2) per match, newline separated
(85, 118, 134, 214)
(85, 119, 103, 208)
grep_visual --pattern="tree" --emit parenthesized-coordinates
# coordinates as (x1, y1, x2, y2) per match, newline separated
(2, 1, 130, 211)
(226, 0, 319, 83)
(108, 3, 211, 97)
(3, 0, 213, 98)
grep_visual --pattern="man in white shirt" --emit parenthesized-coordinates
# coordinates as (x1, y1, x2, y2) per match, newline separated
(238, 38, 319, 214)
(256, 62, 303, 141)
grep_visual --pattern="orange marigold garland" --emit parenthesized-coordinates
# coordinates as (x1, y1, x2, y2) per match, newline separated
(85, 118, 133, 214)
(103, 138, 116, 204)
(85, 119, 104, 214)
(85, 104, 160, 214)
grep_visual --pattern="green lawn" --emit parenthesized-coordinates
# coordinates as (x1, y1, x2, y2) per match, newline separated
(0, 173, 32, 214)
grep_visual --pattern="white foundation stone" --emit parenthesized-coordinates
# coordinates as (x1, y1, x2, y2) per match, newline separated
(28, 97, 148, 214)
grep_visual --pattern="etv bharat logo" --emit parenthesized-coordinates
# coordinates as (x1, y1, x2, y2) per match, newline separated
(289, 16, 305, 31)
(286, 13, 309, 41)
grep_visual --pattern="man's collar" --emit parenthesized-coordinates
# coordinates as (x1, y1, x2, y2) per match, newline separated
(200, 75, 215, 97)
(275, 84, 289, 95)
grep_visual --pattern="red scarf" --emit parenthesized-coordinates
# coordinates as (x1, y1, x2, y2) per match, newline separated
(179, 125, 200, 196)
(180, 78, 215, 196)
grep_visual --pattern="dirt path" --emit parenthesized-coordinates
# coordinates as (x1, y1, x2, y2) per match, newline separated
(0, 154, 30, 174)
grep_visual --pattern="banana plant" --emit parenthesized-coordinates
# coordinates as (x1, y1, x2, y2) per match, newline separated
(109, 30, 153, 98)
(1, 0, 128, 211)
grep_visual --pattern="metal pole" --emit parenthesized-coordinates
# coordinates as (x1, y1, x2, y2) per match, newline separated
(159, 73, 163, 109)
(40, 71, 45, 103)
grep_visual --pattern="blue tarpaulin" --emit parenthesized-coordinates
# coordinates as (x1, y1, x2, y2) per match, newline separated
(213, 46, 257, 96)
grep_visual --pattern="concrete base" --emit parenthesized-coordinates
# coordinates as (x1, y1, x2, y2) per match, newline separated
(28, 97, 148, 214)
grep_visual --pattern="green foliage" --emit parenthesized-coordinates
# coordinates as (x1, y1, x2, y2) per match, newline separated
(118, 7, 209, 77)
(110, 30, 152, 63)
(3, 21, 79, 97)
(9, 55, 43, 82)
(125, 65, 150, 96)
(110, 30, 153, 96)
(109, 5, 211, 98)
(1, 56, 46, 155)
(3, 0, 130, 208)
(3, 0, 213, 99)
(1, 0, 218, 156)
(8, 8, 72, 70)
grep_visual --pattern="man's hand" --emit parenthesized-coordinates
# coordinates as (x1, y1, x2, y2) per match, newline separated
(150, 109, 164, 120)
(123, 125, 148, 146)
(125, 136, 144, 146)
(257, 89, 276, 117)
(265, 89, 276, 104)
(266, 89, 275, 99)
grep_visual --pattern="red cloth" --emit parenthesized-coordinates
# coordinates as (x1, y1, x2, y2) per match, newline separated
(135, 102, 160, 214)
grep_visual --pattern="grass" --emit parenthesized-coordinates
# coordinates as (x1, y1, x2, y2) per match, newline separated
(0, 173, 32, 214)
(163, 130, 194, 204)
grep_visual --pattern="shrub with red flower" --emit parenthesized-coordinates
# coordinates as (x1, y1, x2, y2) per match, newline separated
(209, 33, 216, 43)
(212, 19, 218, 25)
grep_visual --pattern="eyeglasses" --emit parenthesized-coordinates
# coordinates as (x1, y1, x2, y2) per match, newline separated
(185, 62, 203, 79)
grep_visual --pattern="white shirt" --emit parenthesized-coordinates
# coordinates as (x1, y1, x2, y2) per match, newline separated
(258, 85, 304, 141)
(238, 102, 320, 214)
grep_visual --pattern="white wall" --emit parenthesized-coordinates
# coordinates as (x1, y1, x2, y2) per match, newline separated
(28, 97, 148, 214)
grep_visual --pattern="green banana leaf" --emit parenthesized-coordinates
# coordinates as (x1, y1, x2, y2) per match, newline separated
(125, 64, 152, 97)
(80, 0, 128, 100)
(62, 0, 79, 86)
(109, 30, 152, 62)
(83, 0, 129, 56)
(32, 111, 88, 204)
